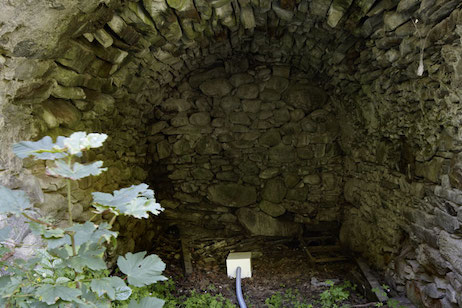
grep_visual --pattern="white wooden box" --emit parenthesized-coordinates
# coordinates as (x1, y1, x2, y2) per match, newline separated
(226, 252, 252, 278)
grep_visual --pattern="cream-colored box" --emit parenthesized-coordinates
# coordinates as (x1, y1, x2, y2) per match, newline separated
(226, 252, 252, 278)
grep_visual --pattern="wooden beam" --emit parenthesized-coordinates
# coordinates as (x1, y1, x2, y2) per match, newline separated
(355, 258, 388, 302)
(181, 238, 193, 276)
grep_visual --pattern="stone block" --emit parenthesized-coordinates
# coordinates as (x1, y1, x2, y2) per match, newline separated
(259, 200, 286, 217)
(200, 78, 233, 97)
(236, 208, 301, 236)
(262, 178, 287, 203)
(40, 99, 81, 128)
(236, 83, 260, 99)
(207, 184, 257, 207)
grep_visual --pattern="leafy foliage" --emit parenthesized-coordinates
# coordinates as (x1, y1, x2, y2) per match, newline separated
(0, 186, 33, 216)
(0, 132, 166, 307)
(118, 252, 167, 287)
(265, 288, 313, 308)
(92, 184, 164, 219)
(319, 280, 353, 308)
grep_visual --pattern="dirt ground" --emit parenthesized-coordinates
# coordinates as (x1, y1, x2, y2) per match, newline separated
(150, 229, 373, 307)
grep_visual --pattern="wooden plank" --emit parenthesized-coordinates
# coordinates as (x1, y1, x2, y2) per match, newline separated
(181, 238, 193, 276)
(314, 256, 348, 263)
(355, 258, 388, 302)
(306, 245, 342, 253)
(298, 235, 316, 264)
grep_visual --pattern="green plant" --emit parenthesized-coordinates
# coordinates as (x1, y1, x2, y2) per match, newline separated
(265, 288, 312, 308)
(181, 290, 236, 308)
(319, 280, 352, 308)
(0, 132, 166, 307)
(372, 285, 407, 308)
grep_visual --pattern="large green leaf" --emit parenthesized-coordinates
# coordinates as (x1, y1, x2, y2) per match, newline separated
(66, 222, 117, 246)
(120, 198, 164, 219)
(92, 184, 163, 218)
(128, 297, 165, 308)
(67, 243, 107, 272)
(90, 277, 131, 300)
(47, 160, 107, 180)
(117, 252, 167, 287)
(0, 185, 32, 216)
(35, 284, 82, 305)
(63, 132, 107, 155)
(92, 184, 152, 207)
(13, 136, 66, 160)
(0, 225, 12, 241)
(79, 283, 111, 308)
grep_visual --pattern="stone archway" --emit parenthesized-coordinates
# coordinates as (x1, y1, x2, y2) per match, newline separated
(1, 0, 462, 306)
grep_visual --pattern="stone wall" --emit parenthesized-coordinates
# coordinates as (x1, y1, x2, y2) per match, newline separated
(148, 62, 343, 237)
(330, 5, 462, 308)
(1, 0, 462, 306)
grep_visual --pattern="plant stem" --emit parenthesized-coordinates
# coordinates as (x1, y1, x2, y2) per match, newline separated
(109, 214, 117, 226)
(89, 213, 98, 222)
(22, 212, 54, 228)
(70, 233, 77, 257)
(67, 178, 73, 225)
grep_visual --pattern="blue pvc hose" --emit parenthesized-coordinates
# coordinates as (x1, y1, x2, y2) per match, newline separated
(236, 267, 247, 308)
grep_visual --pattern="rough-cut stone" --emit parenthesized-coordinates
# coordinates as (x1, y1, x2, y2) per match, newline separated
(199, 78, 232, 97)
(189, 112, 211, 126)
(40, 99, 81, 128)
(236, 83, 259, 99)
(163, 98, 192, 112)
(220, 96, 240, 113)
(230, 73, 254, 87)
(266, 76, 289, 93)
(259, 168, 279, 179)
(259, 130, 281, 147)
(195, 136, 221, 154)
(242, 100, 261, 113)
(262, 178, 287, 203)
(269, 144, 296, 162)
(284, 84, 327, 112)
(207, 184, 257, 207)
(236, 208, 301, 236)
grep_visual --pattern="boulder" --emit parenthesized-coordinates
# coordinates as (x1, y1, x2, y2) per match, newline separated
(195, 136, 221, 154)
(236, 208, 301, 236)
(236, 83, 259, 99)
(259, 200, 286, 217)
(199, 78, 233, 97)
(207, 184, 257, 207)
(283, 84, 327, 112)
(262, 178, 287, 203)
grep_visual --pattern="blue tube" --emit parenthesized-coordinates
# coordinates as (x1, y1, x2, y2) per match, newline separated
(236, 267, 247, 308)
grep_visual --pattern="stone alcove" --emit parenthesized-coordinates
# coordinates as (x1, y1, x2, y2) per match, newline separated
(1, 0, 462, 306)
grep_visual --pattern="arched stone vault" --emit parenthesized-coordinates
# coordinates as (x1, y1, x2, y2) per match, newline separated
(1, 0, 462, 306)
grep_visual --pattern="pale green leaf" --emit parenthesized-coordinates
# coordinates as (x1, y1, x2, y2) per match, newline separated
(46, 235, 71, 249)
(47, 160, 107, 180)
(13, 136, 66, 160)
(35, 284, 82, 305)
(55, 277, 71, 284)
(128, 297, 165, 308)
(92, 184, 163, 219)
(90, 277, 131, 300)
(66, 222, 117, 246)
(0, 185, 32, 216)
(79, 283, 112, 308)
(63, 132, 108, 155)
(117, 252, 167, 287)
(115, 286, 132, 301)
(0, 225, 12, 241)
(120, 198, 164, 219)
(92, 184, 151, 207)
(67, 243, 106, 272)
